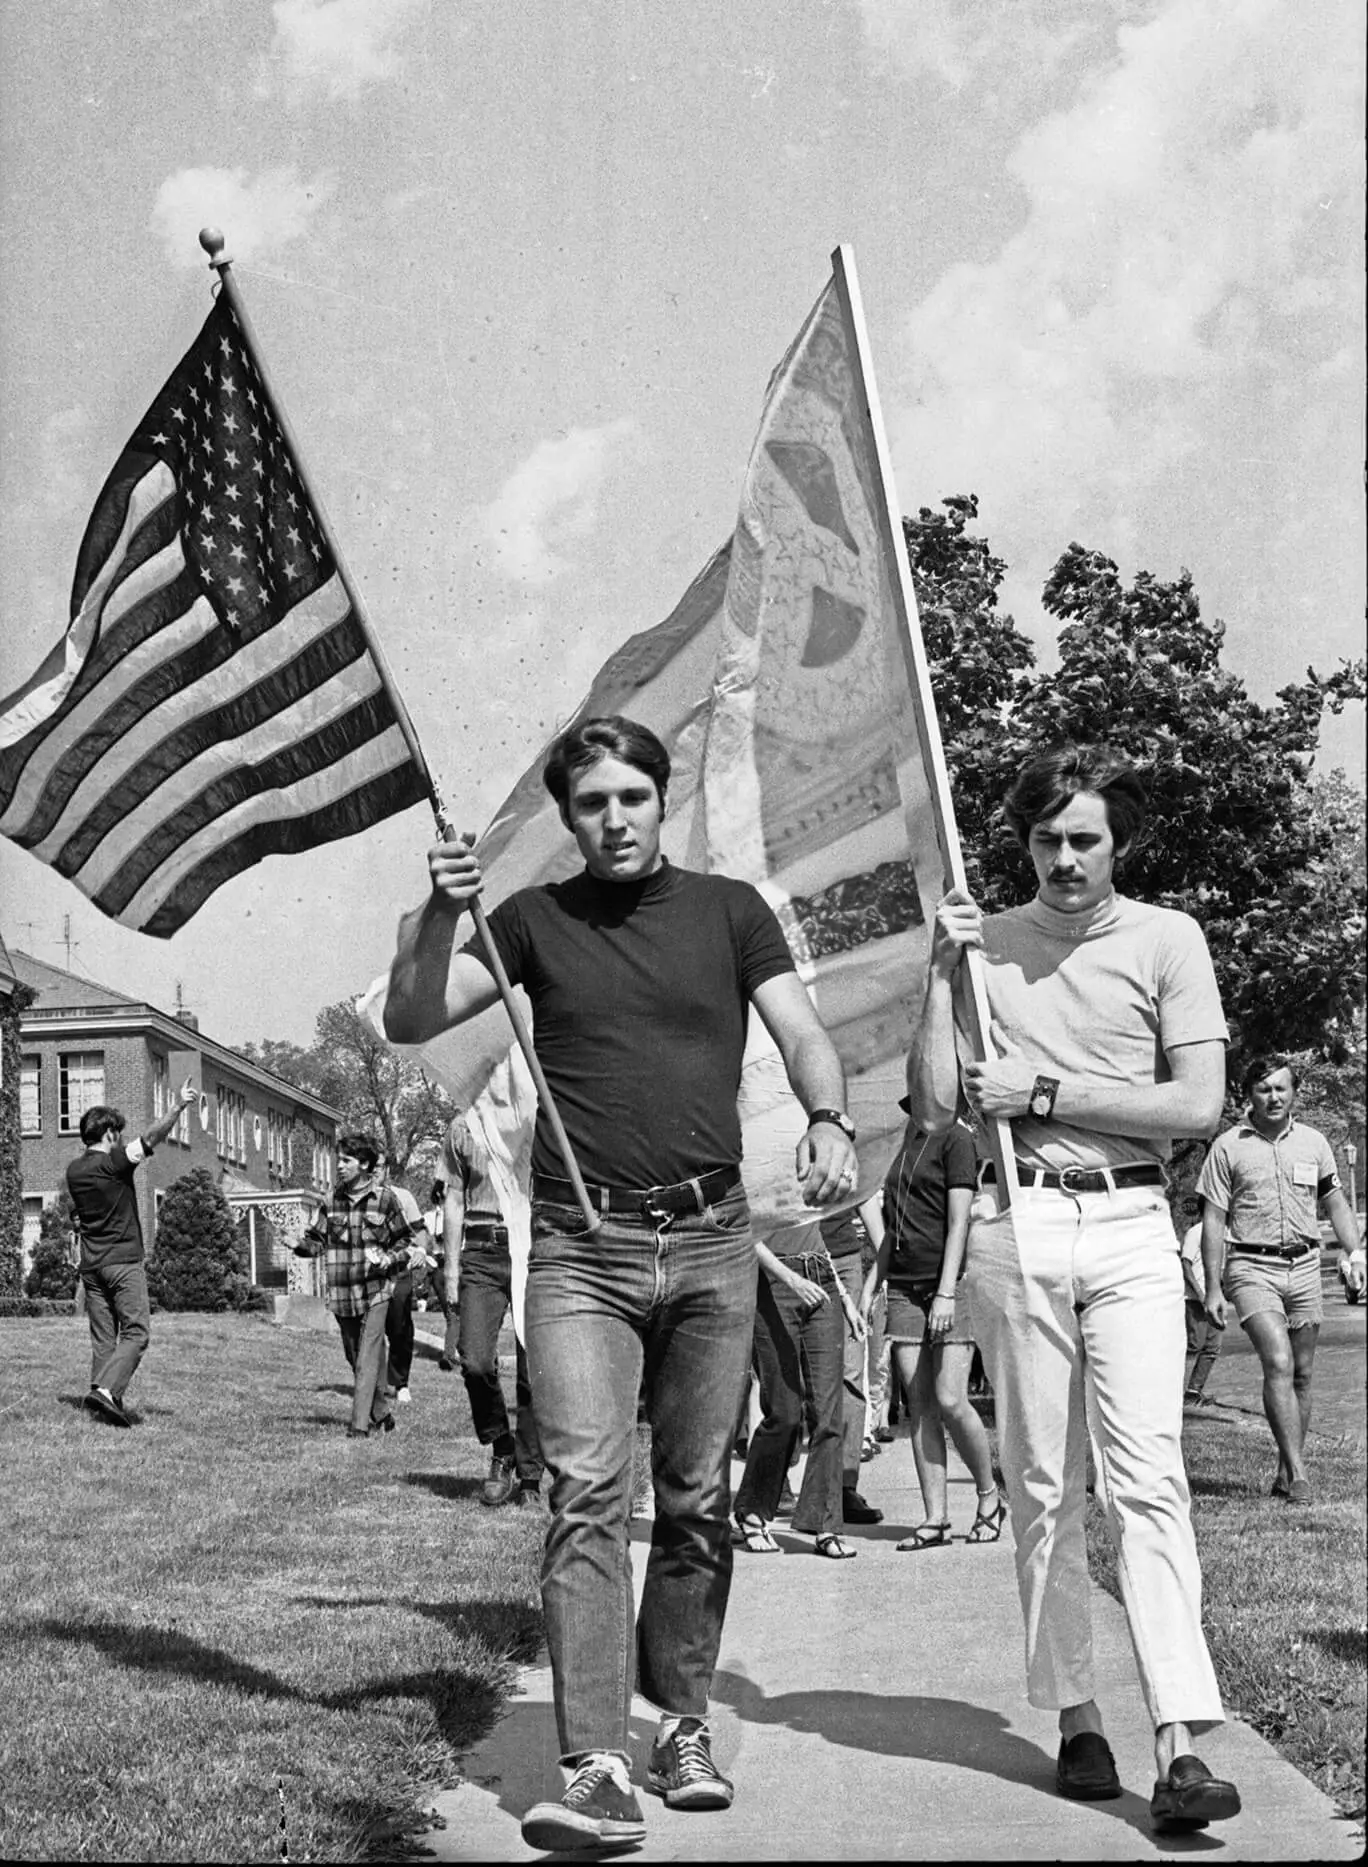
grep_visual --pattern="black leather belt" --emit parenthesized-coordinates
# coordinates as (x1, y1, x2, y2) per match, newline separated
(1231, 1240, 1316, 1262)
(463, 1223, 509, 1245)
(980, 1162, 1167, 1194)
(533, 1168, 741, 1217)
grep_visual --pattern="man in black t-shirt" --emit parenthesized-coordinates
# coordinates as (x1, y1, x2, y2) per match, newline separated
(386, 714, 856, 1853)
(66, 1080, 196, 1425)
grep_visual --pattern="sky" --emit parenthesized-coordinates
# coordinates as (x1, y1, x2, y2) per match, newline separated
(1, 0, 1363, 1045)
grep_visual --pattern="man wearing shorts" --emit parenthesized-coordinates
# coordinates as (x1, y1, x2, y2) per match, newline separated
(1198, 1054, 1364, 1503)
(906, 742, 1241, 1833)
(384, 714, 855, 1852)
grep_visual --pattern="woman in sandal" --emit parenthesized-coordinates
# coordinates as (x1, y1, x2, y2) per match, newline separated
(732, 1223, 861, 1559)
(861, 1103, 1004, 1550)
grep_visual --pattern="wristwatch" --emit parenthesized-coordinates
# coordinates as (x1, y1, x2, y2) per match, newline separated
(808, 1108, 856, 1143)
(1028, 1075, 1060, 1121)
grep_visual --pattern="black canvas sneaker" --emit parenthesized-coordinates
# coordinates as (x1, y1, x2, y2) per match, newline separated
(647, 1717, 734, 1811)
(520, 1754, 646, 1852)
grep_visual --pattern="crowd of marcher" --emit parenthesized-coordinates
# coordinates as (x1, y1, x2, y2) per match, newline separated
(62, 716, 1366, 1856)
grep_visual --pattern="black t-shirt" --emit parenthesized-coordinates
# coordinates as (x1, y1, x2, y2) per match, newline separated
(465, 860, 796, 1188)
(881, 1123, 979, 1286)
(67, 1143, 146, 1269)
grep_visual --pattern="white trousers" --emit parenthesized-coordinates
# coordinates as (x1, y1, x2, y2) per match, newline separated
(964, 1183, 1224, 1731)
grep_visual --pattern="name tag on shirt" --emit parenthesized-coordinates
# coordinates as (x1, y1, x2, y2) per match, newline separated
(1292, 1160, 1318, 1189)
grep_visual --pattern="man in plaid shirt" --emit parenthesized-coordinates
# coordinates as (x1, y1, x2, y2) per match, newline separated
(296, 1131, 424, 1438)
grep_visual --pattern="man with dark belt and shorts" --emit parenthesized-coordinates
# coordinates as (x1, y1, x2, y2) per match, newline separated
(384, 714, 855, 1852)
(906, 742, 1242, 1835)
(1198, 1053, 1365, 1504)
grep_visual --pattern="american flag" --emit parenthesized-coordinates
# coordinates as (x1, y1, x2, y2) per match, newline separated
(0, 294, 428, 937)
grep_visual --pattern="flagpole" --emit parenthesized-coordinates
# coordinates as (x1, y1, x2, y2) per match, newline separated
(197, 227, 601, 1231)
(829, 244, 1018, 1207)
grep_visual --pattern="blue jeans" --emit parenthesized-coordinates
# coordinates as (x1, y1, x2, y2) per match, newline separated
(524, 1187, 757, 1762)
(82, 1261, 151, 1402)
(458, 1239, 543, 1485)
(734, 1252, 845, 1535)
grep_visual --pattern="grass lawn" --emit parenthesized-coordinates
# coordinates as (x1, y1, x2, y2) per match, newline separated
(0, 1314, 544, 1862)
(1085, 1403, 1367, 1821)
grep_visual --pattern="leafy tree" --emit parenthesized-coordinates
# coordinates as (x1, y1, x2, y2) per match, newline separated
(908, 498, 1367, 1076)
(24, 1191, 78, 1299)
(239, 999, 454, 1188)
(146, 1168, 250, 1312)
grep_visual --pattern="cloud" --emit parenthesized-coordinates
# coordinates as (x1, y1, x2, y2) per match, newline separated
(265, 0, 425, 104)
(857, 0, 1115, 94)
(150, 166, 335, 269)
(888, 0, 1363, 593)
(477, 421, 638, 587)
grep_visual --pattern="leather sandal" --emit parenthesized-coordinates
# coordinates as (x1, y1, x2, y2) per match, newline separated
(896, 1520, 950, 1551)
(814, 1533, 857, 1559)
(731, 1511, 781, 1554)
(967, 1491, 1007, 1543)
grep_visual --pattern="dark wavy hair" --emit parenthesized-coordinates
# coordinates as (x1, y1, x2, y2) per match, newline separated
(1240, 1052, 1300, 1098)
(542, 715, 671, 811)
(1003, 743, 1148, 855)
(337, 1131, 380, 1171)
(79, 1105, 125, 1145)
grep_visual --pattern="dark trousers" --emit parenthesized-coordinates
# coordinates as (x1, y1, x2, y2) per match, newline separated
(457, 1241, 543, 1484)
(735, 1256, 845, 1536)
(385, 1269, 415, 1391)
(1184, 1297, 1222, 1400)
(336, 1304, 392, 1432)
(82, 1261, 151, 1402)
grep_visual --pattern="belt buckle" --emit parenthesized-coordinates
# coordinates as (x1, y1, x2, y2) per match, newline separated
(1057, 1167, 1096, 1195)
(642, 1184, 675, 1224)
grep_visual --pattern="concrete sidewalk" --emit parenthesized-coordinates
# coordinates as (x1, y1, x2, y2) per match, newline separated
(421, 1436, 1361, 1862)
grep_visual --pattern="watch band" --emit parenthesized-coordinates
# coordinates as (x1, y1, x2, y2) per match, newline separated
(807, 1107, 856, 1143)
(1028, 1074, 1060, 1121)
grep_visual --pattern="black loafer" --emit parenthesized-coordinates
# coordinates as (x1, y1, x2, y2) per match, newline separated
(841, 1488, 884, 1525)
(1056, 1731, 1122, 1801)
(1150, 1754, 1241, 1831)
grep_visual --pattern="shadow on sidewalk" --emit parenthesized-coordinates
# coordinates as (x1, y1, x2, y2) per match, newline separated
(473, 1673, 1221, 1853)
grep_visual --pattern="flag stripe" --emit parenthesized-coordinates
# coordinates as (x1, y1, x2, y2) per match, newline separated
(37, 578, 358, 871)
(112, 722, 421, 931)
(71, 656, 386, 897)
(0, 461, 177, 761)
(139, 759, 428, 940)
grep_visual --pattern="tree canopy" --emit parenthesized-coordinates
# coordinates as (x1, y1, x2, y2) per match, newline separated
(907, 495, 1367, 1074)
(239, 999, 454, 1189)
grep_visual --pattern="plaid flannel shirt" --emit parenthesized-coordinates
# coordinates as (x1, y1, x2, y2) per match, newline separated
(299, 1175, 413, 1318)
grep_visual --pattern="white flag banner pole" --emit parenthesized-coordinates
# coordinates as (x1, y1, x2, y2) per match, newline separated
(829, 244, 1018, 1205)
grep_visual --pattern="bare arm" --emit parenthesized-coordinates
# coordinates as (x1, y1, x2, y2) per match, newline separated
(1322, 1185, 1359, 1254)
(1200, 1201, 1229, 1327)
(906, 890, 977, 1133)
(751, 971, 855, 1205)
(384, 835, 503, 1043)
(131, 1078, 197, 1158)
(858, 1194, 889, 1315)
(442, 1158, 467, 1309)
(755, 1236, 829, 1312)
(966, 1037, 1226, 1142)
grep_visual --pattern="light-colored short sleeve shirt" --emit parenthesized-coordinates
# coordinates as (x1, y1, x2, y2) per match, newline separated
(961, 893, 1228, 1171)
(1196, 1119, 1339, 1249)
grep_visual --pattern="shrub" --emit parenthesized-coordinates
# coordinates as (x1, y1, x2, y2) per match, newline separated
(146, 1169, 251, 1312)
(0, 1297, 77, 1318)
(24, 1193, 79, 1300)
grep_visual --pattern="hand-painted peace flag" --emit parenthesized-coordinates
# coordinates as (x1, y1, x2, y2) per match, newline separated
(0, 294, 427, 937)
(366, 248, 987, 1235)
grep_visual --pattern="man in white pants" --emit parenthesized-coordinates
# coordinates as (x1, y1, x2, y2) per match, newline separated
(906, 742, 1241, 1835)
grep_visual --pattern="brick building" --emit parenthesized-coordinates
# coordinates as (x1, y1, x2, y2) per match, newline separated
(13, 949, 340, 1286)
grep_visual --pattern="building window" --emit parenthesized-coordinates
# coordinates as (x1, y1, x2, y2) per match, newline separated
(312, 1130, 334, 1191)
(20, 1057, 41, 1135)
(59, 1053, 105, 1133)
(152, 1054, 168, 1120)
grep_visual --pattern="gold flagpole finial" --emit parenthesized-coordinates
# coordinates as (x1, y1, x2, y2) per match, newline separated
(198, 226, 229, 268)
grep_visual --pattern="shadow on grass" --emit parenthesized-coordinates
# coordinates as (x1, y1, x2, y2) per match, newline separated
(405, 1471, 487, 1502)
(1307, 1625, 1368, 1665)
(34, 1610, 538, 1754)
(315, 1382, 353, 1396)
